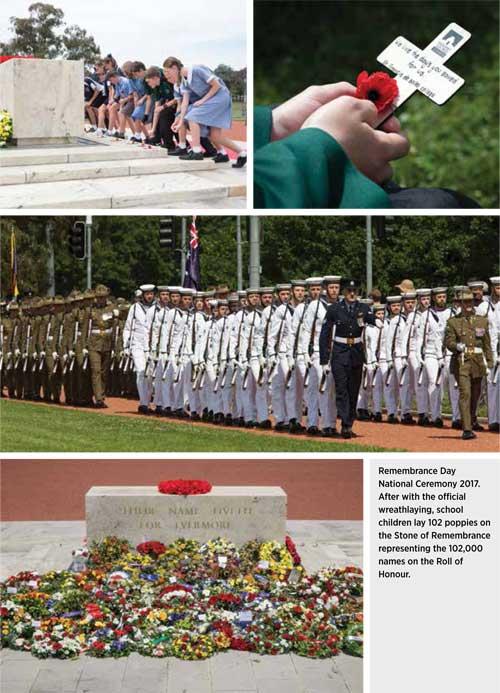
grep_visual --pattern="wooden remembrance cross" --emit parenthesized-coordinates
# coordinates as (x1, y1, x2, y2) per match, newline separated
(374, 22, 471, 127)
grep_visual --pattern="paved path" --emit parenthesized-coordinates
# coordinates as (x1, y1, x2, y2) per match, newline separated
(0, 521, 363, 693)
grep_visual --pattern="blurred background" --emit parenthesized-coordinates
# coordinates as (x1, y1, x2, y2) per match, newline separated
(1, 215, 498, 299)
(254, 0, 499, 208)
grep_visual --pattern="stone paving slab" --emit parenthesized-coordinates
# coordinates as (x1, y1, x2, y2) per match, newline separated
(0, 172, 230, 209)
(0, 156, 216, 186)
(0, 521, 363, 693)
(0, 143, 167, 167)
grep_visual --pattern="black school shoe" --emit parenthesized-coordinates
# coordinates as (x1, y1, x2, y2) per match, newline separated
(201, 137, 217, 157)
(462, 430, 476, 440)
(373, 412, 383, 423)
(138, 405, 150, 415)
(94, 400, 108, 409)
(433, 418, 444, 428)
(472, 421, 484, 432)
(213, 153, 230, 164)
(417, 414, 431, 426)
(168, 146, 187, 156)
(232, 154, 246, 168)
(402, 413, 415, 425)
(488, 422, 499, 432)
(155, 406, 164, 416)
(356, 409, 371, 421)
(274, 421, 288, 432)
(180, 150, 203, 161)
(452, 420, 462, 430)
(387, 414, 399, 424)
(191, 412, 201, 421)
(307, 426, 320, 436)
(341, 426, 352, 439)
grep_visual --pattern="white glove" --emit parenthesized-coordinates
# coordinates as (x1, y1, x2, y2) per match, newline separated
(39, 351, 46, 358)
(259, 355, 266, 368)
(486, 367, 491, 379)
(305, 353, 313, 367)
(68, 350, 75, 358)
(322, 363, 331, 376)
(456, 342, 466, 353)
(14, 349, 21, 357)
(287, 356, 294, 370)
(239, 359, 248, 371)
(6, 351, 12, 359)
(82, 348, 89, 356)
(124, 348, 130, 357)
(267, 355, 276, 370)
(400, 357, 407, 367)
(365, 362, 375, 372)
(496, 355, 500, 365)
(143, 350, 150, 360)
(52, 352, 58, 360)
(230, 358, 237, 369)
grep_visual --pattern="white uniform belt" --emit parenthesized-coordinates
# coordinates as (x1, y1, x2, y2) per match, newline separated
(335, 336, 362, 345)
(465, 347, 483, 354)
(91, 328, 112, 335)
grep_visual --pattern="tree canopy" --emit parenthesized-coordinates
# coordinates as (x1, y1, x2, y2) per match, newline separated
(254, 0, 499, 208)
(1, 216, 498, 300)
(0, 2, 100, 68)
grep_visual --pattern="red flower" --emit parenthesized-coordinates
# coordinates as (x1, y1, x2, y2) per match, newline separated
(212, 620, 234, 638)
(158, 479, 212, 495)
(92, 641, 105, 650)
(52, 642, 62, 651)
(355, 71, 399, 112)
(230, 637, 253, 651)
(285, 536, 302, 566)
(137, 541, 166, 557)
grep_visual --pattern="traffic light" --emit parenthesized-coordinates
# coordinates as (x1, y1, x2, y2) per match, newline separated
(159, 217, 175, 248)
(69, 221, 86, 259)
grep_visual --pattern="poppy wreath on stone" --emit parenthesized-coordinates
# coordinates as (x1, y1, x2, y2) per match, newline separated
(157, 479, 212, 495)
(355, 71, 399, 112)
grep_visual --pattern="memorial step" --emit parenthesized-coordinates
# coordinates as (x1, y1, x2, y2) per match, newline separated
(0, 142, 179, 167)
(0, 171, 235, 208)
(0, 156, 216, 186)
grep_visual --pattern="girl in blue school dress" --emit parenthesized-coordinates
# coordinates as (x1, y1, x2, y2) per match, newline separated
(163, 57, 246, 168)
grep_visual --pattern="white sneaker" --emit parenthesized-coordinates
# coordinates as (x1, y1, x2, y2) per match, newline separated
(95, 128, 104, 136)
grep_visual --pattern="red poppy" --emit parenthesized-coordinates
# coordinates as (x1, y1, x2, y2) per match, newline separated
(230, 637, 253, 651)
(137, 541, 166, 557)
(355, 71, 399, 112)
(157, 479, 212, 495)
(285, 535, 302, 566)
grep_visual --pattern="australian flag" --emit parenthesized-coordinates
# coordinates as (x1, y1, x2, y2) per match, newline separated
(183, 216, 201, 290)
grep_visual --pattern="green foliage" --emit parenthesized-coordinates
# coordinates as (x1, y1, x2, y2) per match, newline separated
(1, 216, 498, 300)
(0, 401, 396, 452)
(215, 64, 246, 98)
(0, 2, 100, 69)
(254, 0, 499, 207)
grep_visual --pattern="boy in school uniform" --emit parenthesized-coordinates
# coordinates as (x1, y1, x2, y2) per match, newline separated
(143, 67, 177, 150)
(129, 61, 149, 143)
(104, 69, 134, 139)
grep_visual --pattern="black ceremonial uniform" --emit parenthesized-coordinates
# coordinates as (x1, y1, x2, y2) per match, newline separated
(319, 299, 375, 430)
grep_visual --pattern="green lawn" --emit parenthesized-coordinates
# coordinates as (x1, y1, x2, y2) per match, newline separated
(232, 100, 246, 121)
(0, 400, 399, 453)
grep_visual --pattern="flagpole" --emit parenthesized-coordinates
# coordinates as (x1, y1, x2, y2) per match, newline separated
(180, 217, 187, 283)
(236, 216, 243, 291)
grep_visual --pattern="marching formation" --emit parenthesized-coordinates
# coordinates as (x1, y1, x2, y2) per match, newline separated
(1, 276, 499, 441)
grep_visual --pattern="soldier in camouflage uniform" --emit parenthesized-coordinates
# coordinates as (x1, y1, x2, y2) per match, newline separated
(445, 290, 493, 440)
(84, 285, 115, 407)
(3, 302, 22, 398)
(40, 296, 66, 403)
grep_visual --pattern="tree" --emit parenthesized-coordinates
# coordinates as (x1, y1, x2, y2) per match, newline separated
(215, 64, 246, 98)
(0, 3, 100, 70)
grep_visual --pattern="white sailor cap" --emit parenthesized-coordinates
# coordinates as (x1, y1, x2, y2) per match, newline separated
(217, 299, 229, 306)
(180, 288, 194, 296)
(194, 292, 205, 299)
(386, 295, 402, 304)
(453, 285, 468, 294)
(467, 280, 484, 289)
(258, 286, 275, 294)
(246, 287, 260, 295)
(373, 302, 386, 312)
(359, 297, 374, 305)
(134, 289, 143, 298)
(291, 279, 307, 287)
(228, 293, 240, 303)
(431, 286, 448, 294)
(168, 286, 182, 294)
(157, 285, 169, 292)
(401, 291, 417, 300)
(208, 299, 218, 308)
(323, 275, 342, 284)
(305, 277, 323, 286)
(237, 290, 247, 298)
(275, 283, 292, 291)
(139, 284, 155, 292)
(489, 276, 500, 285)
(416, 288, 431, 297)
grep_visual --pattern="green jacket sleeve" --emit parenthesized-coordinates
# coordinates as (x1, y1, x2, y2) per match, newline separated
(254, 105, 390, 209)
